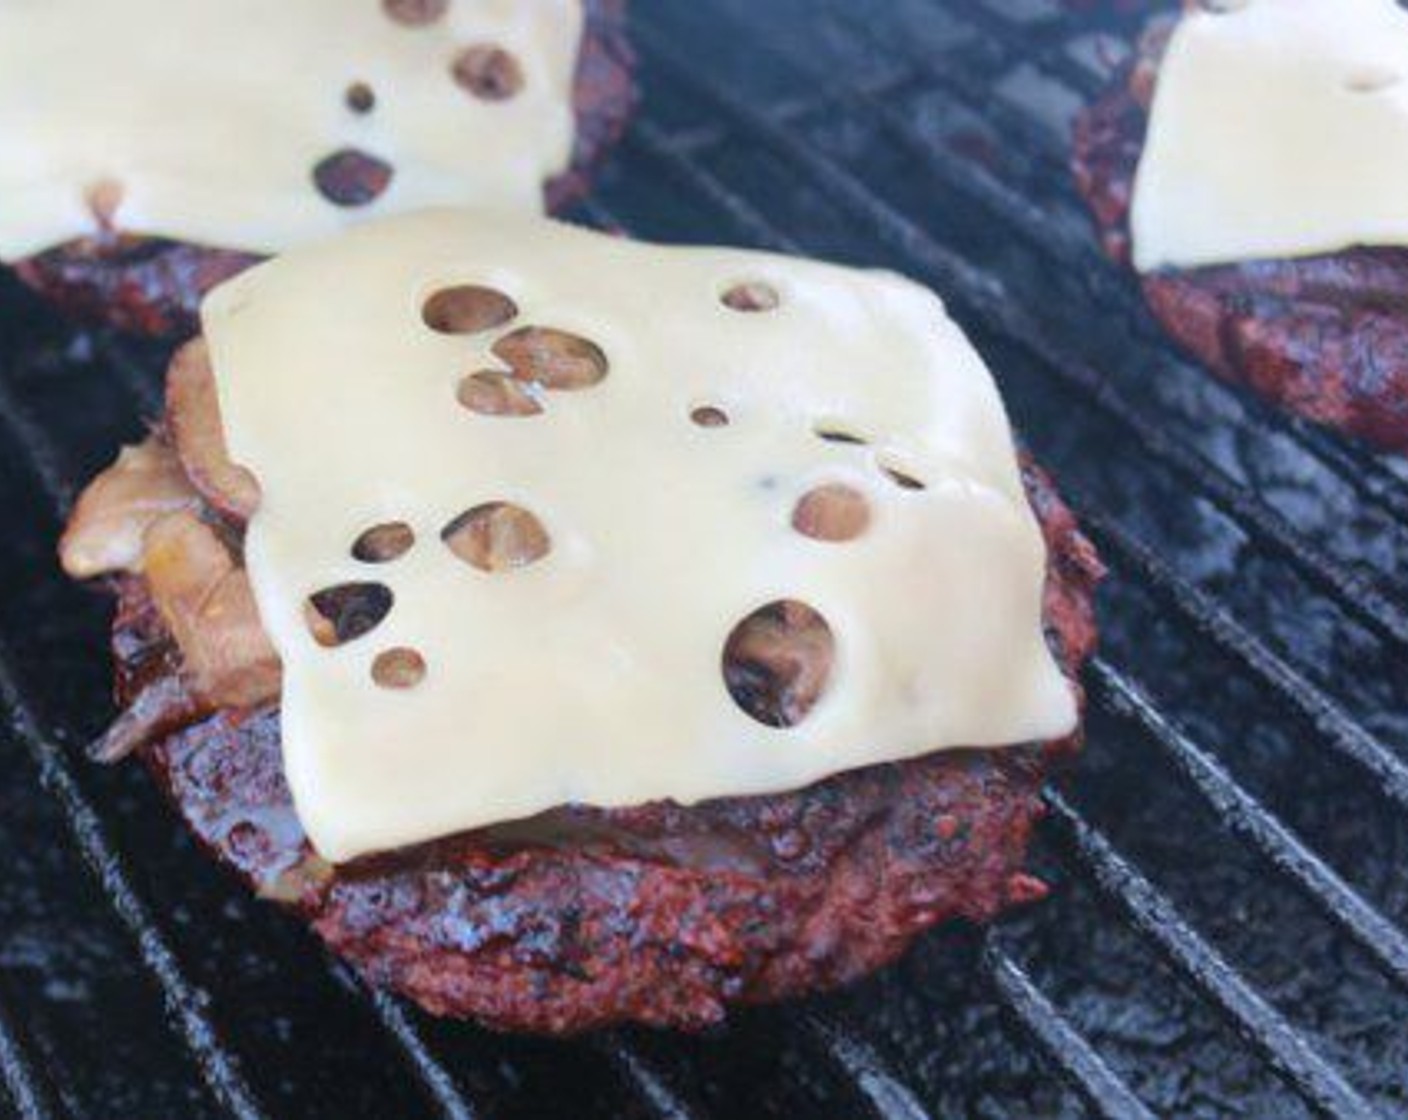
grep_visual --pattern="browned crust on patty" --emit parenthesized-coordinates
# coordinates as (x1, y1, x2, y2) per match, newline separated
(13, 0, 636, 337)
(99, 455, 1102, 1034)
(1071, 20, 1408, 453)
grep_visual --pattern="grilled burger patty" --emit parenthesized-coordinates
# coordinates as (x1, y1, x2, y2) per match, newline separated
(14, 0, 635, 338)
(86, 427, 1101, 1033)
(1072, 23, 1408, 453)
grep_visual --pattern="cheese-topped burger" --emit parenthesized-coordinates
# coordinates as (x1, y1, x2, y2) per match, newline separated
(61, 211, 1102, 1033)
(1073, 0, 1408, 453)
(0, 0, 632, 336)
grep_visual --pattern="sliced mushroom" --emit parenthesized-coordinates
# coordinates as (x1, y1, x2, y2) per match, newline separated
(143, 511, 280, 708)
(88, 674, 206, 764)
(59, 435, 201, 579)
(258, 852, 335, 905)
(166, 339, 262, 523)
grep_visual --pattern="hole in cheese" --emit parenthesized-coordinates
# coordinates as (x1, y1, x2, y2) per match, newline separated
(721, 281, 781, 312)
(422, 285, 519, 335)
(813, 423, 868, 446)
(441, 502, 551, 572)
(792, 484, 871, 543)
(493, 327, 609, 390)
(382, 0, 449, 26)
(305, 583, 395, 648)
(723, 601, 835, 728)
(345, 82, 376, 114)
(452, 45, 525, 101)
(312, 149, 394, 208)
(1344, 66, 1401, 93)
(879, 457, 927, 491)
(690, 405, 730, 428)
(457, 371, 544, 417)
(372, 647, 427, 689)
(351, 522, 415, 564)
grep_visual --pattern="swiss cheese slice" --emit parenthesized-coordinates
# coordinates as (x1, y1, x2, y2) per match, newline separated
(1133, 0, 1408, 271)
(204, 210, 1077, 862)
(0, 0, 582, 262)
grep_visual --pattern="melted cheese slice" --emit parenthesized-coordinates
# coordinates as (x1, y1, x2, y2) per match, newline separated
(1133, 0, 1408, 272)
(204, 210, 1076, 862)
(0, 0, 582, 262)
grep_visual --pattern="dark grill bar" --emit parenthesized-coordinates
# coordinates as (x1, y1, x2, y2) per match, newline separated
(0, 984, 60, 1120)
(1088, 658, 1408, 991)
(980, 942, 1155, 1120)
(360, 988, 479, 1120)
(1081, 512, 1408, 811)
(0, 2, 1404, 1117)
(0, 636, 267, 1120)
(798, 1013, 933, 1120)
(1042, 791, 1379, 1120)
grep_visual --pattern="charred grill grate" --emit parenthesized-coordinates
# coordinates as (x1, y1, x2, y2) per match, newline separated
(0, 2, 1405, 1117)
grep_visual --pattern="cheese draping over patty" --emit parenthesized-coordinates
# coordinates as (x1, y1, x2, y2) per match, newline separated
(203, 210, 1076, 862)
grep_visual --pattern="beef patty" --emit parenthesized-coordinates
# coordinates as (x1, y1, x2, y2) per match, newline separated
(14, 0, 635, 338)
(1072, 20, 1408, 453)
(83, 483, 1101, 1032)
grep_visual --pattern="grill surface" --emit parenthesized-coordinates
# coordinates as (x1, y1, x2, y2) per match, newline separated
(1, 2, 1406, 1117)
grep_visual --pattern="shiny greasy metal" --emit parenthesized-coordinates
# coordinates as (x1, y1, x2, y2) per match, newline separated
(0, 1, 1405, 1117)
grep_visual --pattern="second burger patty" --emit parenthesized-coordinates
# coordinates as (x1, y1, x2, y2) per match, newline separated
(14, 0, 636, 338)
(96, 428, 1101, 1033)
(1072, 21, 1408, 454)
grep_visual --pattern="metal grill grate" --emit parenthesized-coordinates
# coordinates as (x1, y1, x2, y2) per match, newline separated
(0, 2, 1404, 1117)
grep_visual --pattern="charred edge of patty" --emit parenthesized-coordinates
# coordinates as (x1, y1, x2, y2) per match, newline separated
(12, 0, 637, 337)
(1071, 20, 1408, 452)
(90, 431, 1101, 1032)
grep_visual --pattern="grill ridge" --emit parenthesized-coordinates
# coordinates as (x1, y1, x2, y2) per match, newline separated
(1080, 511, 1408, 811)
(1088, 658, 1408, 991)
(593, 1038, 703, 1120)
(358, 986, 480, 1120)
(799, 1013, 934, 1120)
(0, 640, 268, 1120)
(0, 982, 61, 1120)
(981, 941, 1156, 1120)
(1043, 791, 1381, 1120)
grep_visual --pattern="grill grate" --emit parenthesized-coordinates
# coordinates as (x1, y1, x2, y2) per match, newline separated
(0, 1, 1405, 1117)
